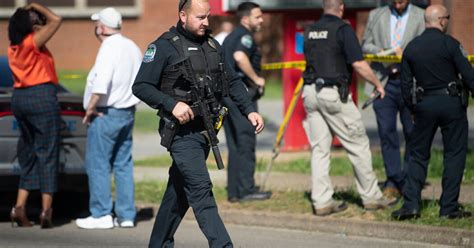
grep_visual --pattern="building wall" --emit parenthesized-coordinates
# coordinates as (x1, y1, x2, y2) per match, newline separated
(447, 0, 474, 53)
(0, 0, 178, 70)
(0, 0, 472, 70)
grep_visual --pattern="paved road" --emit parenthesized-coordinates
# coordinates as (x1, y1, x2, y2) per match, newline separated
(0, 216, 447, 248)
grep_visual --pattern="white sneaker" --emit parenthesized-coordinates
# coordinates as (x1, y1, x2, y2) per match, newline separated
(76, 215, 114, 229)
(114, 217, 135, 228)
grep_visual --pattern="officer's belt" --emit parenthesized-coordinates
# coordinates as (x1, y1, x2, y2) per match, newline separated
(309, 78, 339, 87)
(423, 88, 449, 96)
(388, 72, 401, 80)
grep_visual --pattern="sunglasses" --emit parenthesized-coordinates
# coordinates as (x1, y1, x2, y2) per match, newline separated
(29, 10, 46, 26)
(439, 15, 450, 20)
(179, 0, 188, 11)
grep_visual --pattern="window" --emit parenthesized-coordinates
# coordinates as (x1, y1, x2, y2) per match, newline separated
(0, 0, 141, 18)
(223, 0, 430, 11)
(223, 0, 381, 11)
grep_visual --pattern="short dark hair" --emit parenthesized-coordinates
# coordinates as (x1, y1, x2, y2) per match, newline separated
(179, 0, 191, 12)
(8, 8, 33, 45)
(236, 2, 260, 20)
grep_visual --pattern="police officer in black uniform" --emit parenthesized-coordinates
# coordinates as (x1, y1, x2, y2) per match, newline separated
(221, 2, 271, 202)
(392, 4, 474, 221)
(132, 0, 264, 247)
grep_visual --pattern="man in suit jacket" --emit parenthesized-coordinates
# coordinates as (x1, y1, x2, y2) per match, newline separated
(362, 0, 425, 201)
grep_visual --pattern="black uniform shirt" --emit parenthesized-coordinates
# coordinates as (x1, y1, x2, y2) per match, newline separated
(132, 24, 256, 116)
(324, 14, 364, 65)
(401, 28, 474, 104)
(222, 25, 261, 79)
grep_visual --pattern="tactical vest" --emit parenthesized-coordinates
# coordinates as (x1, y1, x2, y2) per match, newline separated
(159, 30, 228, 103)
(304, 17, 350, 82)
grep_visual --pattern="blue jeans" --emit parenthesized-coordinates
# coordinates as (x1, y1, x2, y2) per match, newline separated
(86, 107, 136, 222)
(373, 80, 413, 190)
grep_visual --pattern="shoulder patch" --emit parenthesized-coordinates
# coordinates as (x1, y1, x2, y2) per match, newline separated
(208, 38, 217, 49)
(241, 35, 253, 49)
(143, 44, 157, 63)
(460, 44, 468, 58)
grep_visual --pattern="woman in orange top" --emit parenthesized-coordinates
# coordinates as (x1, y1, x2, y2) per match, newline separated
(8, 2, 62, 228)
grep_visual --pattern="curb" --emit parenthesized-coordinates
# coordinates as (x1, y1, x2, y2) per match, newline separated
(215, 209, 473, 247)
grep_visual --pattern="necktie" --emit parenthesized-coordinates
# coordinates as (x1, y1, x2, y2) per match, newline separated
(392, 17, 402, 48)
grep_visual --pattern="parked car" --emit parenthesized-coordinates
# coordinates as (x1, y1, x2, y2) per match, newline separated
(0, 56, 88, 192)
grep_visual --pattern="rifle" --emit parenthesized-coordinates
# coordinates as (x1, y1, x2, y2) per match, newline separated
(362, 91, 381, 109)
(180, 58, 226, 170)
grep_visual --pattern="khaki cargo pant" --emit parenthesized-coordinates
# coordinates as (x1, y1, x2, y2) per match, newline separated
(302, 85, 383, 209)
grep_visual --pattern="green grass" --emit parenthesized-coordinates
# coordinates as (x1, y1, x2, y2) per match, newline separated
(134, 180, 474, 230)
(134, 110, 159, 133)
(58, 70, 87, 95)
(251, 149, 473, 183)
(253, 153, 376, 177)
(261, 77, 283, 100)
(137, 149, 474, 184)
(135, 180, 169, 204)
(357, 80, 370, 105)
(337, 189, 474, 230)
(134, 155, 173, 167)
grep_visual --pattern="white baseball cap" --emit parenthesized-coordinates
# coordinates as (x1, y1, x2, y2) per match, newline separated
(91, 7, 122, 29)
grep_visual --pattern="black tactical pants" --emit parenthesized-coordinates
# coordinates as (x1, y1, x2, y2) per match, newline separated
(403, 94, 467, 216)
(222, 97, 257, 200)
(148, 131, 232, 248)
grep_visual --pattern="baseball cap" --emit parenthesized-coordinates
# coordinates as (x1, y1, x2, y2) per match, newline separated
(91, 7, 122, 29)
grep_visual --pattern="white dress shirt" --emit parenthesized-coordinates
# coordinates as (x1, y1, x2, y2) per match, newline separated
(83, 33, 142, 109)
(214, 31, 230, 45)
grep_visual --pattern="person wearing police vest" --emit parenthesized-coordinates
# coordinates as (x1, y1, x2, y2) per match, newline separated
(132, 0, 264, 247)
(222, 2, 271, 203)
(302, 0, 396, 216)
(392, 5, 474, 221)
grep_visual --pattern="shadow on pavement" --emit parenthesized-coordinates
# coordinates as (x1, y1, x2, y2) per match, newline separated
(0, 191, 89, 227)
(0, 191, 154, 227)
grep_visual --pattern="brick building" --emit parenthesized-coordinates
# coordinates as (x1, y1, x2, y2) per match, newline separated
(0, 0, 472, 70)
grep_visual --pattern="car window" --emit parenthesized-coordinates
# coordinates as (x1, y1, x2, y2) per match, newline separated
(0, 56, 14, 88)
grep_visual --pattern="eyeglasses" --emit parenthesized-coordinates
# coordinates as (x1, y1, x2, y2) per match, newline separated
(439, 15, 450, 20)
(179, 0, 188, 11)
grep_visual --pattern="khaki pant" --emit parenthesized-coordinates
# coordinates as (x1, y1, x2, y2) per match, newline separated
(302, 85, 383, 209)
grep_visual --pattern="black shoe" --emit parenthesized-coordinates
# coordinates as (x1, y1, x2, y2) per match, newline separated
(235, 191, 272, 202)
(228, 197, 239, 203)
(391, 207, 420, 221)
(440, 210, 472, 219)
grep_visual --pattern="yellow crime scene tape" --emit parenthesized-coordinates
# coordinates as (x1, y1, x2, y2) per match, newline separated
(60, 74, 84, 79)
(262, 54, 474, 71)
(261, 61, 306, 70)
